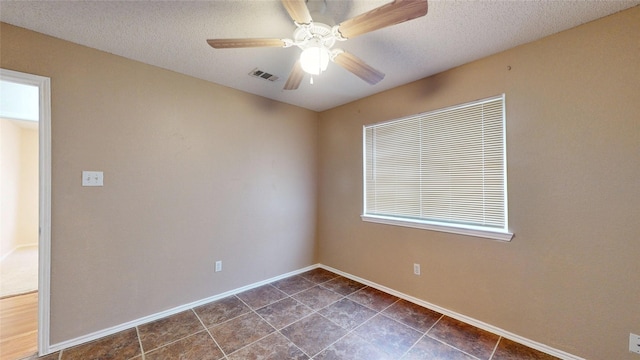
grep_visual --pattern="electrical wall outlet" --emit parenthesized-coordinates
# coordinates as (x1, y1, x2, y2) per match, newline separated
(413, 263, 421, 275)
(215, 260, 222, 272)
(630, 333, 640, 355)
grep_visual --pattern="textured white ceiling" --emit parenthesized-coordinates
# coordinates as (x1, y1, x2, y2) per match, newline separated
(1, 0, 638, 111)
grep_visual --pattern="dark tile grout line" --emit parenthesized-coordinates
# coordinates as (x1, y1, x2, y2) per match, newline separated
(134, 327, 145, 360)
(489, 337, 503, 360)
(192, 309, 228, 360)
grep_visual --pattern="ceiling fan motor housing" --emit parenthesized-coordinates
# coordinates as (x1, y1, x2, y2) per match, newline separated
(293, 22, 336, 51)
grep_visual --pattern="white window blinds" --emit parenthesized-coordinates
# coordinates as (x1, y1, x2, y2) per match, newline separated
(363, 95, 510, 239)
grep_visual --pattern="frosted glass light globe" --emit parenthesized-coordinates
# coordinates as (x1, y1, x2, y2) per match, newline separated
(300, 46, 330, 75)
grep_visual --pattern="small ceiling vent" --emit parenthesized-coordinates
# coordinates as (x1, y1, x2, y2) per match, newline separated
(249, 68, 279, 82)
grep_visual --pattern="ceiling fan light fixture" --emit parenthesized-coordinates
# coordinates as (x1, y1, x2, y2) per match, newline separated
(300, 45, 330, 75)
(208, 0, 429, 90)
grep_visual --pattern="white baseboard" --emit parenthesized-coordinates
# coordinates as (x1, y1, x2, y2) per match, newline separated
(319, 264, 585, 360)
(0, 243, 39, 263)
(0, 248, 16, 263)
(18, 243, 39, 249)
(47, 264, 318, 353)
(48, 263, 584, 360)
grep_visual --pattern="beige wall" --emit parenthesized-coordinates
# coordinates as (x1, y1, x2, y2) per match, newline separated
(0, 119, 37, 255)
(17, 125, 39, 247)
(1, 23, 318, 343)
(317, 7, 639, 360)
(0, 118, 21, 256)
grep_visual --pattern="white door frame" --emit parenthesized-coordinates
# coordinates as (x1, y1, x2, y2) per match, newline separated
(1, 68, 52, 355)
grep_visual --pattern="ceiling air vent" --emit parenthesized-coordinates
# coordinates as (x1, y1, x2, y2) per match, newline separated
(249, 68, 279, 82)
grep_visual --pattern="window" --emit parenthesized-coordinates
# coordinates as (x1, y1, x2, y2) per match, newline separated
(362, 95, 513, 241)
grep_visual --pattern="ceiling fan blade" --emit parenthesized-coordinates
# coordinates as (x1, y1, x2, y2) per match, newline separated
(333, 51, 385, 85)
(281, 0, 312, 24)
(284, 60, 304, 90)
(207, 38, 286, 49)
(337, 0, 428, 39)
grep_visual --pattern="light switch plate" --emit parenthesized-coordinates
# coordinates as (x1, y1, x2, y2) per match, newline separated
(631, 333, 640, 355)
(82, 171, 103, 186)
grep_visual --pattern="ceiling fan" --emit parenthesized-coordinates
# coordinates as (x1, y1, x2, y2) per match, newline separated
(207, 0, 428, 90)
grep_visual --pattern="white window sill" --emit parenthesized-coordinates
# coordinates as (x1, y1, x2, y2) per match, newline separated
(361, 214, 514, 242)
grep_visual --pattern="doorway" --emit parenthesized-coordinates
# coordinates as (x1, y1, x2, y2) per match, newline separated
(0, 69, 51, 358)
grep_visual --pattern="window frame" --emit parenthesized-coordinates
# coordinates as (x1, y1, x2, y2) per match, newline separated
(361, 95, 514, 241)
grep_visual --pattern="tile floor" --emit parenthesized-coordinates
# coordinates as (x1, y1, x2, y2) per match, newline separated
(24, 268, 559, 360)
